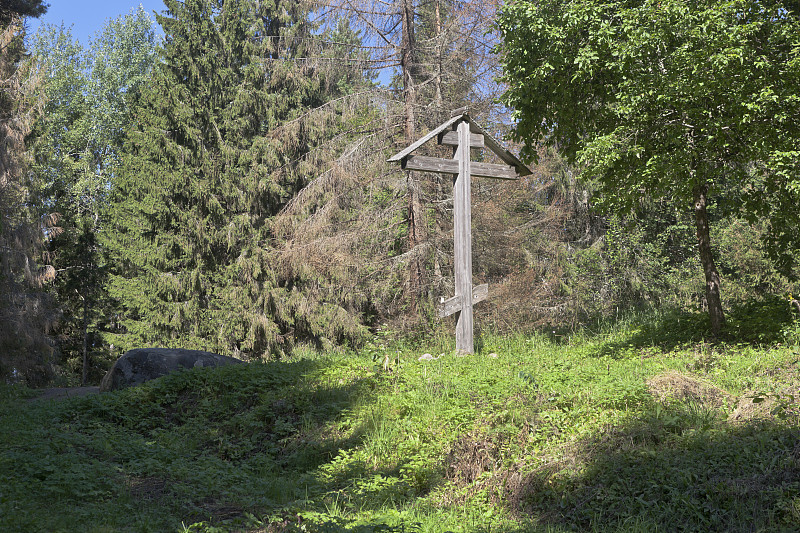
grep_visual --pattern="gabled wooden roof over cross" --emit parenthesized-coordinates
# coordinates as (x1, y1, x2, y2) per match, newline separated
(388, 108, 532, 354)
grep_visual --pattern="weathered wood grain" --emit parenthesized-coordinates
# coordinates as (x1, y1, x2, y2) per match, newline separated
(454, 121, 474, 354)
(386, 114, 463, 162)
(401, 155, 518, 180)
(438, 284, 489, 318)
(438, 130, 484, 148)
(388, 110, 532, 356)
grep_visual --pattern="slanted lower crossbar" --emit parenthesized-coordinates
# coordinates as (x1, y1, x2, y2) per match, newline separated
(439, 284, 488, 318)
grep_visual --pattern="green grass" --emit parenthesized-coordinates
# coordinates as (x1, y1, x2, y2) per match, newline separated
(1, 304, 799, 532)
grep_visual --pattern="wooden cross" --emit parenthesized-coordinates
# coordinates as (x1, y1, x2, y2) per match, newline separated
(389, 108, 531, 354)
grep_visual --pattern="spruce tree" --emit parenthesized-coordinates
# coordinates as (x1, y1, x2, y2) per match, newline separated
(105, 0, 366, 357)
(0, 7, 57, 385)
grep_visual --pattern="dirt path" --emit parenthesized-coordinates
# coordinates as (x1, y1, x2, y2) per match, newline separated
(28, 386, 100, 401)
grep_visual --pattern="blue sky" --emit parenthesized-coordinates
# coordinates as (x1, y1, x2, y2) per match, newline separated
(26, 1, 165, 45)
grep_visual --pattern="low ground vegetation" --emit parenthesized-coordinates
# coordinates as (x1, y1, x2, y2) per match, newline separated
(1, 301, 799, 532)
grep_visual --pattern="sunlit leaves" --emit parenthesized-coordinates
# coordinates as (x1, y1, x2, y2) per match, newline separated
(498, 0, 800, 275)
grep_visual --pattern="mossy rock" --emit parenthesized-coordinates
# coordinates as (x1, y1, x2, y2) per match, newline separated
(100, 348, 244, 392)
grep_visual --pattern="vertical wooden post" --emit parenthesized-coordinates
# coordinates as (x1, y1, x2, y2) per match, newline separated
(454, 121, 473, 353)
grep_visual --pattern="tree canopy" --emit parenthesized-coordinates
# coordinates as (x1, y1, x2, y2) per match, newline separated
(28, 8, 158, 383)
(498, 0, 800, 334)
(0, 0, 47, 26)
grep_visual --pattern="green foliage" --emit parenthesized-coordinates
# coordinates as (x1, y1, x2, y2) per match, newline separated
(559, 211, 800, 323)
(104, 0, 369, 358)
(86, 9, 158, 160)
(471, 143, 798, 332)
(0, 0, 47, 26)
(498, 0, 800, 332)
(27, 10, 158, 383)
(499, 0, 800, 212)
(29, 9, 157, 221)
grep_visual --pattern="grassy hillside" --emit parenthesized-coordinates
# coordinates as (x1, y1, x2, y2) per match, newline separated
(1, 303, 799, 532)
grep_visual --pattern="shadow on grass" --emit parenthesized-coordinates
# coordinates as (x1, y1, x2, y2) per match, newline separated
(511, 408, 800, 532)
(590, 296, 800, 359)
(0, 356, 383, 532)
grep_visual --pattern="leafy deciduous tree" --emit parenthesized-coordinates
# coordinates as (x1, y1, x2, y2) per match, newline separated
(498, 0, 800, 335)
(28, 8, 157, 383)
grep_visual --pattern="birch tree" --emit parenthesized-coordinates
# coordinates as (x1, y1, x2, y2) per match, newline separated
(28, 7, 158, 383)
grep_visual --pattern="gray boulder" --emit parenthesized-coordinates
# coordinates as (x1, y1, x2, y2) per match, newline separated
(100, 348, 243, 392)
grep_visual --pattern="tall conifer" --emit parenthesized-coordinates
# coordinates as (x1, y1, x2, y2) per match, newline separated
(105, 0, 365, 357)
(0, 7, 56, 384)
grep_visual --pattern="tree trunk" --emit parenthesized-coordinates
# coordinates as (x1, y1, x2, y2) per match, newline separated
(401, 0, 424, 312)
(401, 0, 416, 142)
(692, 181, 725, 336)
(81, 295, 89, 386)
